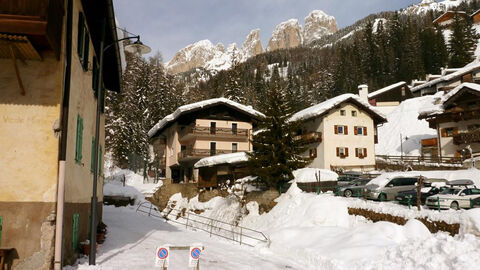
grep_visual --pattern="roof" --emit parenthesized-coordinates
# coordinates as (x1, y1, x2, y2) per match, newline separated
(433, 10, 467, 25)
(471, 9, 480, 17)
(289, 94, 387, 123)
(148, 98, 265, 138)
(368, 81, 407, 99)
(194, 152, 249, 168)
(418, 83, 480, 118)
(411, 62, 480, 93)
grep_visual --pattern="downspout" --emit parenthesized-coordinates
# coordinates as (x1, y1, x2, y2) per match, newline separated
(54, 0, 73, 269)
(436, 123, 442, 162)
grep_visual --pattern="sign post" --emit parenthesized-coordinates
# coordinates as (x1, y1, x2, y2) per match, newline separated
(189, 245, 203, 269)
(155, 246, 169, 269)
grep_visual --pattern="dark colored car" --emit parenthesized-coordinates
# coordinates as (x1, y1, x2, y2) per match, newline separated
(395, 186, 448, 206)
(337, 171, 363, 186)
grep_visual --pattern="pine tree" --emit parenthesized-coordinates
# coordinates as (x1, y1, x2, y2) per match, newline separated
(248, 77, 310, 189)
(448, 14, 479, 67)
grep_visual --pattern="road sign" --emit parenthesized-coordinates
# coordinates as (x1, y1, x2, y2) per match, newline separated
(189, 245, 202, 267)
(155, 246, 169, 268)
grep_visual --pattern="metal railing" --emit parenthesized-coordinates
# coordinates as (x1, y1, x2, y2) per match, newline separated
(180, 126, 249, 138)
(136, 201, 269, 247)
(293, 132, 322, 145)
(376, 155, 463, 165)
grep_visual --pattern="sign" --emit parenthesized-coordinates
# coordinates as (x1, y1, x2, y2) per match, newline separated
(188, 245, 202, 267)
(155, 246, 169, 268)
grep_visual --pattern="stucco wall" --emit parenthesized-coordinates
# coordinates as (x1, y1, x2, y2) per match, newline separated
(439, 120, 480, 157)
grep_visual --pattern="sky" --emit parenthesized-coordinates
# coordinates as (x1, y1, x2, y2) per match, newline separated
(113, 0, 421, 62)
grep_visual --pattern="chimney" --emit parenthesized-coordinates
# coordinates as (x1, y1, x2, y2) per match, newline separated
(358, 84, 368, 102)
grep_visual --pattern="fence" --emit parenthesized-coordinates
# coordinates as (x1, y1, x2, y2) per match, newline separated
(376, 155, 463, 165)
(136, 201, 269, 247)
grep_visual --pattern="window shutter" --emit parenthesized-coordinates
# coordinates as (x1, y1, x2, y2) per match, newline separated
(90, 137, 95, 172)
(355, 148, 359, 157)
(72, 213, 79, 251)
(99, 145, 102, 174)
(314, 148, 317, 158)
(79, 117, 83, 161)
(92, 57, 98, 97)
(364, 148, 367, 157)
(345, 147, 349, 157)
(83, 34, 90, 71)
(364, 127, 367, 136)
(75, 115, 83, 162)
(344, 126, 348, 135)
(441, 128, 447, 137)
(354, 126, 358, 135)
(334, 125, 338, 134)
(77, 13, 84, 58)
(336, 147, 340, 157)
(0, 216, 3, 244)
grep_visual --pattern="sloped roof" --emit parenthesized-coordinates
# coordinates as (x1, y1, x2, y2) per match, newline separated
(148, 98, 265, 138)
(368, 81, 407, 99)
(194, 152, 249, 168)
(289, 94, 387, 123)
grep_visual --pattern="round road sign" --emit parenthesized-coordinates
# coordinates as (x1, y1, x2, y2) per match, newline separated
(191, 247, 201, 259)
(157, 248, 168, 259)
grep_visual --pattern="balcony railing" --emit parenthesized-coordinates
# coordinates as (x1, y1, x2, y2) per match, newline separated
(179, 125, 249, 140)
(178, 149, 237, 160)
(453, 130, 480, 145)
(293, 132, 322, 145)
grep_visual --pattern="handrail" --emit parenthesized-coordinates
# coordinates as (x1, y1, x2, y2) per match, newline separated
(136, 201, 269, 247)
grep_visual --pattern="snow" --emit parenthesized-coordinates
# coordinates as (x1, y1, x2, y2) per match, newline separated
(194, 152, 249, 168)
(368, 81, 406, 99)
(372, 18, 387, 34)
(402, 0, 465, 15)
(376, 94, 440, 156)
(289, 93, 386, 123)
(304, 10, 338, 44)
(148, 98, 265, 138)
(103, 181, 145, 203)
(292, 168, 338, 183)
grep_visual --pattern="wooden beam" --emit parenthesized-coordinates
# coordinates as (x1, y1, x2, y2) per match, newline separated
(0, 16, 47, 35)
(9, 43, 25, 96)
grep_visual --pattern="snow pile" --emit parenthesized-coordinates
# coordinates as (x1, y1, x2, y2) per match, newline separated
(148, 98, 265, 137)
(103, 181, 145, 204)
(292, 168, 338, 183)
(376, 94, 440, 156)
(106, 168, 162, 196)
(194, 152, 249, 168)
(289, 93, 386, 122)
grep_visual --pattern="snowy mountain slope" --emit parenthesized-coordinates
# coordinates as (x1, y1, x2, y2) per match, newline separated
(402, 0, 466, 15)
(304, 10, 338, 45)
(375, 94, 441, 156)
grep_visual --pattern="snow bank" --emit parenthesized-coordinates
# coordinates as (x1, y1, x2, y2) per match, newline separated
(292, 168, 338, 183)
(103, 181, 145, 204)
(376, 94, 440, 156)
(194, 152, 249, 168)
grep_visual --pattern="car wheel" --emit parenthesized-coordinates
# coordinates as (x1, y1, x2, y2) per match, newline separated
(379, 193, 387, 201)
(450, 201, 460, 210)
(344, 189, 353, 197)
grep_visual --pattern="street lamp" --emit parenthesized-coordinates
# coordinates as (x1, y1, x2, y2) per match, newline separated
(89, 22, 150, 265)
(400, 133, 409, 161)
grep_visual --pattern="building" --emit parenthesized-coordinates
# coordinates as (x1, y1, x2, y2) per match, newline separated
(472, 9, 480, 24)
(419, 83, 480, 162)
(194, 152, 250, 188)
(0, 0, 122, 268)
(412, 63, 480, 96)
(433, 10, 468, 28)
(148, 98, 264, 184)
(289, 94, 387, 172)
(366, 82, 413, 114)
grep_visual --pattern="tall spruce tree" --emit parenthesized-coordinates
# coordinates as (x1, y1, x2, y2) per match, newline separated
(448, 14, 479, 67)
(248, 76, 310, 189)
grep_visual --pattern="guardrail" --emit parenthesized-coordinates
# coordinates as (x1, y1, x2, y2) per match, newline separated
(136, 201, 269, 247)
(376, 155, 463, 165)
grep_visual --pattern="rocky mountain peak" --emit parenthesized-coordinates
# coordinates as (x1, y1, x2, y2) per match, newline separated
(165, 39, 219, 74)
(267, 19, 303, 52)
(240, 29, 263, 62)
(304, 10, 338, 45)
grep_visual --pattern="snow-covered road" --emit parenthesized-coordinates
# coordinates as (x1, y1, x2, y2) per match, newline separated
(66, 205, 303, 270)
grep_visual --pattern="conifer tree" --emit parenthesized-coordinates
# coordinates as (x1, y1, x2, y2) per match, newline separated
(448, 14, 479, 67)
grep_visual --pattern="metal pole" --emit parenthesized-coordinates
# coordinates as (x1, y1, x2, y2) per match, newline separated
(400, 133, 403, 161)
(89, 18, 106, 265)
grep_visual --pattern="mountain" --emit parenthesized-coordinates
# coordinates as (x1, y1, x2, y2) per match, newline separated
(402, 0, 466, 14)
(166, 10, 337, 74)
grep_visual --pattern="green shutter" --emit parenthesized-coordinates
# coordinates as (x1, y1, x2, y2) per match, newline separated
(92, 57, 98, 97)
(75, 115, 83, 163)
(77, 13, 84, 59)
(72, 213, 79, 251)
(99, 145, 102, 174)
(90, 137, 95, 172)
(0, 216, 3, 245)
(83, 33, 90, 71)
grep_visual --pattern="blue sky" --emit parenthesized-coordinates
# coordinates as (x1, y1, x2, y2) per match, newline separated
(113, 0, 421, 62)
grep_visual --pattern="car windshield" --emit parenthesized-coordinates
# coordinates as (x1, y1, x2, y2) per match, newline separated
(440, 188, 461, 195)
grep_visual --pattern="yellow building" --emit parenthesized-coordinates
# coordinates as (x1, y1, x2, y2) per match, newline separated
(148, 98, 264, 183)
(290, 94, 387, 172)
(0, 0, 122, 268)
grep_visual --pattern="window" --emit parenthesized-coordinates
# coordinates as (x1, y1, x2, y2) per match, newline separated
(336, 147, 348, 158)
(232, 143, 238, 153)
(232, 123, 238, 135)
(334, 125, 348, 135)
(309, 148, 317, 158)
(181, 145, 187, 152)
(210, 122, 216, 135)
(77, 12, 89, 71)
(75, 115, 83, 163)
(442, 127, 457, 137)
(356, 148, 367, 158)
(340, 110, 346, 116)
(351, 110, 357, 117)
(401, 87, 406, 97)
(356, 126, 363, 135)
(210, 142, 216, 156)
(467, 102, 477, 110)
(92, 56, 99, 97)
(354, 126, 367, 136)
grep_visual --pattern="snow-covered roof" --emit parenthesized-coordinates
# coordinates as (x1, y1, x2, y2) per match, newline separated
(418, 83, 480, 118)
(289, 94, 387, 123)
(148, 98, 265, 138)
(194, 152, 249, 168)
(411, 62, 480, 93)
(368, 81, 407, 99)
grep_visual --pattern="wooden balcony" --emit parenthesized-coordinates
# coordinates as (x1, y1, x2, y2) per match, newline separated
(293, 132, 322, 145)
(178, 149, 236, 162)
(453, 130, 480, 145)
(179, 125, 249, 141)
(421, 137, 438, 147)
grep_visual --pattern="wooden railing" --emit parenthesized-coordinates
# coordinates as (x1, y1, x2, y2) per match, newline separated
(178, 148, 236, 160)
(453, 130, 480, 145)
(293, 132, 322, 145)
(180, 125, 249, 139)
(376, 155, 463, 165)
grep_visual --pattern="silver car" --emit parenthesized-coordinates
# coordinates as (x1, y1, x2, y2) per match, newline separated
(364, 177, 418, 201)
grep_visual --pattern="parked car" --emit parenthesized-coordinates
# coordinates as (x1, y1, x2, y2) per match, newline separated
(340, 178, 371, 197)
(395, 178, 448, 205)
(425, 180, 480, 210)
(472, 197, 480, 208)
(337, 171, 363, 186)
(364, 177, 419, 201)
